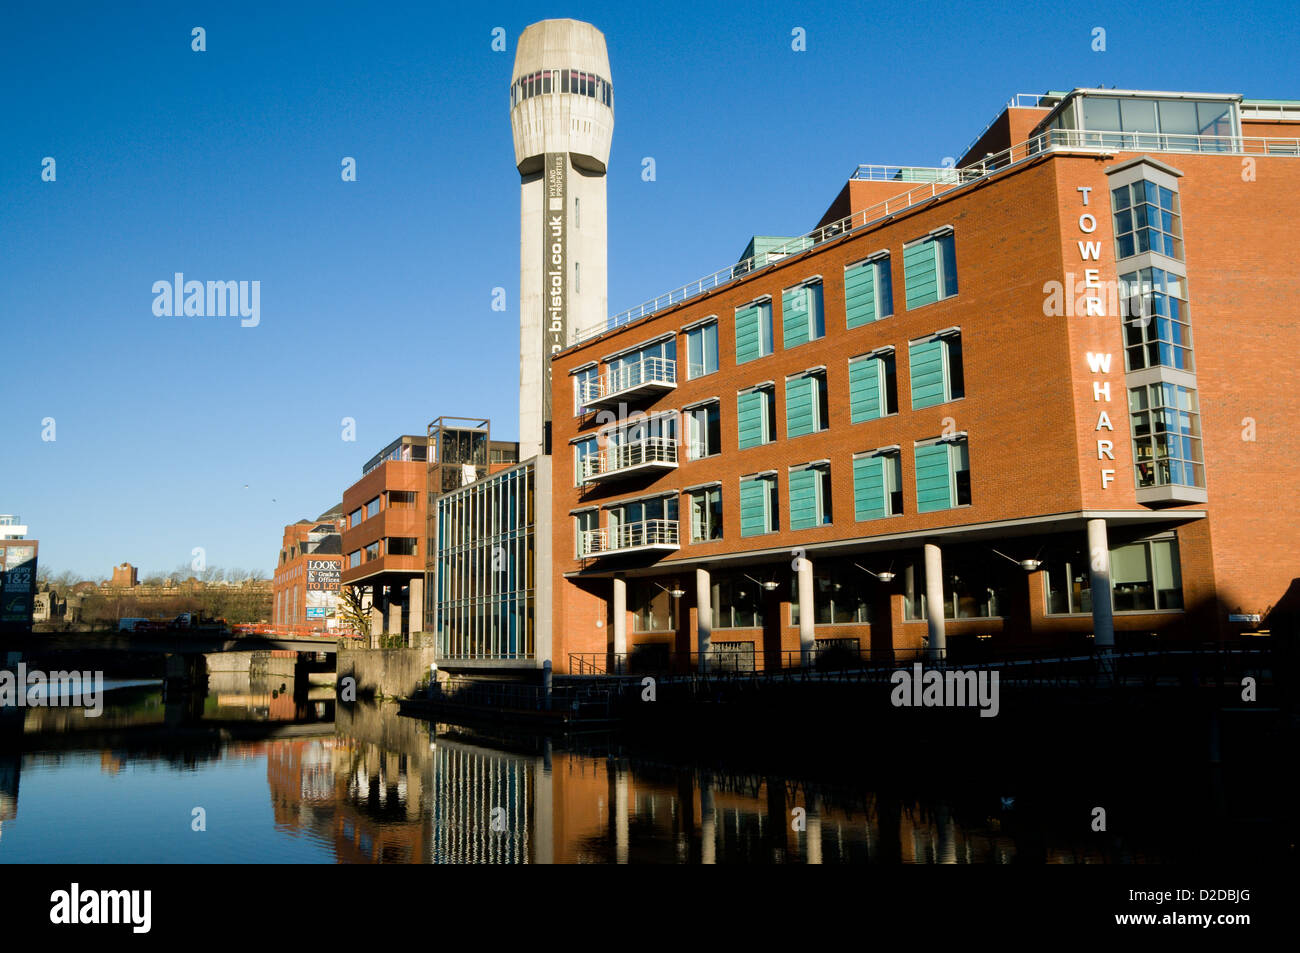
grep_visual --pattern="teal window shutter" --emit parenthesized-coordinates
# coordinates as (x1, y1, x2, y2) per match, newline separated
(909, 339, 946, 409)
(782, 286, 810, 347)
(735, 306, 761, 364)
(849, 356, 882, 423)
(740, 477, 769, 537)
(737, 390, 765, 449)
(915, 443, 953, 512)
(788, 468, 820, 530)
(844, 261, 877, 328)
(903, 239, 938, 309)
(853, 456, 887, 521)
(785, 376, 816, 437)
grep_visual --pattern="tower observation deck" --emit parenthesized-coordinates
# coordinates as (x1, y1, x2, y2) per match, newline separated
(510, 19, 613, 458)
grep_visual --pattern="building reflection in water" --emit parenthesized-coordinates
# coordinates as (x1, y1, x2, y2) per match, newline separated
(262, 711, 1088, 864)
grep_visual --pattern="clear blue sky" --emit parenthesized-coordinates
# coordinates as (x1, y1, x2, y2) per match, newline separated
(2, 0, 1294, 578)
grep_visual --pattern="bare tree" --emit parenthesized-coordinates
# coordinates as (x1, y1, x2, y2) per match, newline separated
(338, 585, 371, 638)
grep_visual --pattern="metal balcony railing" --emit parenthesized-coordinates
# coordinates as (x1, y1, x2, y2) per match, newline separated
(578, 356, 676, 407)
(579, 518, 680, 557)
(580, 436, 678, 482)
(569, 126, 1300, 349)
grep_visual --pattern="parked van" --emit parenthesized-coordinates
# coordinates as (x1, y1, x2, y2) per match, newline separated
(117, 618, 149, 632)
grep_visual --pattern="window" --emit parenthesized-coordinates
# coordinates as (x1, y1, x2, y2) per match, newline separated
(685, 320, 719, 379)
(1121, 268, 1192, 371)
(711, 572, 764, 629)
(1112, 180, 1182, 260)
(348, 550, 361, 569)
(607, 495, 679, 549)
(785, 369, 829, 437)
(1129, 383, 1204, 489)
(737, 384, 776, 449)
(686, 401, 721, 459)
(739, 473, 779, 537)
(606, 337, 676, 392)
(844, 255, 894, 327)
(365, 497, 381, 519)
(575, 261, 580, 294)
(364, 541, 380, 561)
(848, 350, 898, 422)
(573, 365, 599, 414)
(574, 510, 599, 558)
(853, 450, 903, 521)
(387, 491, 417, 509)
(735, 299, 774, 364)
(630, 579, 678, 632)
(349, 507, 362, 528)
(914, 436, 971, 512)
(387, 537, 417, 557)
(788, 463, 832, 530)
(903, 231, 958, 309)
(689, 485, 723, 542)
(791, 560, 872, 626)
(909, 331, 964, 409)
(781, 280, 825, 347)
(1045, 537, 1184, 613)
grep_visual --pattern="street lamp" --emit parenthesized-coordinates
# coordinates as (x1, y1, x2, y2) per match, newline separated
(744, 574, 779, 592)
(854, 563, 895, 584)
(654, 582, 685, 600)
(993, 549, 1042, 572)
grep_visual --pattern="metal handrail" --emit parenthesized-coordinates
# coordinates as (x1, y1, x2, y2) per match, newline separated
(565, 638, 1273, 679)
(579, 356, 677, 403)
(580, 436, 678, 480)
(579, 518, 680, 556)
(573, 127, 1300, 348)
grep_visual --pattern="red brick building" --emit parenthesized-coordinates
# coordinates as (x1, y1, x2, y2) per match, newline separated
(548, 88, 1300, 673)
(341, 435, 430, 643)
(273, 505, 344, 631)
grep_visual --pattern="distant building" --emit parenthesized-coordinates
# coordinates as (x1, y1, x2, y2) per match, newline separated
(272, 505, 344, 630)
(110, 563, 138, 588)
(0, 516, 38, 632)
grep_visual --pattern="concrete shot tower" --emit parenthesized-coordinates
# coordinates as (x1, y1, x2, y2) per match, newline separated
(510, 19, 613, 459)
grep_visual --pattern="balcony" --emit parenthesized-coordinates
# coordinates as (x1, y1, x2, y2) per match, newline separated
(580, 519, 680, 558)
(580, 437, 678, 483)
(580, 357, 676, 409)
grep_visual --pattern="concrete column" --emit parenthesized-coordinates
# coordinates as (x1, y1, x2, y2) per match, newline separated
(408, 574, 424, 637)
(695, 567, 712, 673)
(614, 768, 629, 864)
(797, 556, 815, 667)
(700, 773, 716, 865)
(806, 793, 823, 865)
(367, 586, 383, 649)
(388, 587, 402, 641)
(924, 542, 946, 660)
(1087, 518, 1116, 649)
(612, 576, 627, 673)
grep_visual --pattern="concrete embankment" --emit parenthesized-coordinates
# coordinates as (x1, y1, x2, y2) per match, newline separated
(337, 646, 437, 700)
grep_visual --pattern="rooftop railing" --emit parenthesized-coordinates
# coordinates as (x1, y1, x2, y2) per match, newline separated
(573, 126, 1299, 350)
